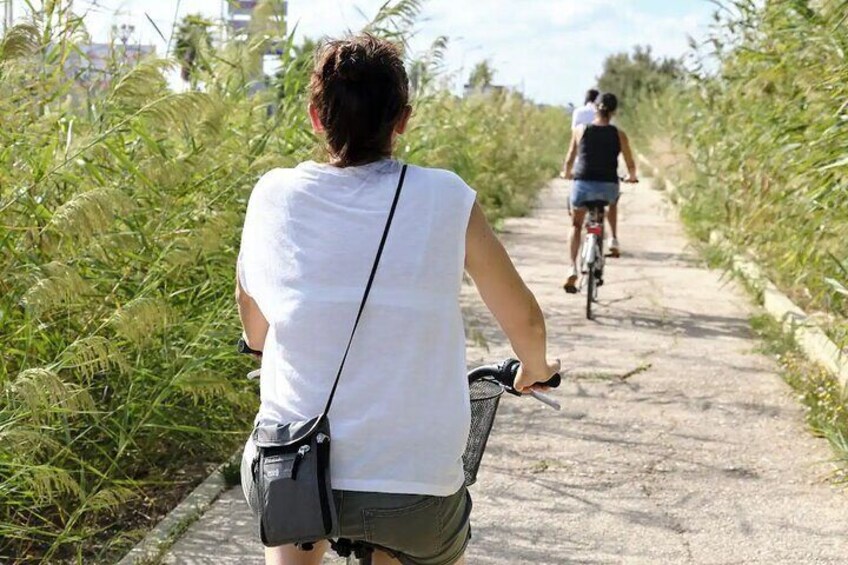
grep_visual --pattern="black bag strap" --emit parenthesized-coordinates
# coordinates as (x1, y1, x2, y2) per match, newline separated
(322, 164, 408, 416)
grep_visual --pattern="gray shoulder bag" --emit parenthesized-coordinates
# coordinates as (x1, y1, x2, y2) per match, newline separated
(248, 164, 408, 548)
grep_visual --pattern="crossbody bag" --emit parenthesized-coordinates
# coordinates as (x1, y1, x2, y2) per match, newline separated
(248, 164, 408, 548)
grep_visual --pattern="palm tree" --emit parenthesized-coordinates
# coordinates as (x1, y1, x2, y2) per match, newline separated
(469, 60, 495, 90)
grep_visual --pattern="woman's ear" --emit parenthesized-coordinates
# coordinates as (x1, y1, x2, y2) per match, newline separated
(308, 103, 325, 133)
(394, 105, 413, 135)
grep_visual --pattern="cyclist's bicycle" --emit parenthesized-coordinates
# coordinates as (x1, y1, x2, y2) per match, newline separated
(237, 340, 560, 564)
(577, 178, 638, 320)
(580, 199, 608, 321)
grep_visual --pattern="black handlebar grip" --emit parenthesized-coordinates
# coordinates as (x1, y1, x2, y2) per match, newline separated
(542, 373, 562, 388)
(503, 359, 562, 390)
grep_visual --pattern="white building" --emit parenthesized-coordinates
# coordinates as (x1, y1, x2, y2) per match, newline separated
(65, 41, 155, 90)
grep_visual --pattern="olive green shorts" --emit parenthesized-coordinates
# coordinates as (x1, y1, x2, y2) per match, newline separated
(241, 436, 470, 563)
(333, 487, 472, 565)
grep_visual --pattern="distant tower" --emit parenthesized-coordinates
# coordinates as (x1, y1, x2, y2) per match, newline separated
(3, 0, 13, 32)
(226, 0, 255, 35)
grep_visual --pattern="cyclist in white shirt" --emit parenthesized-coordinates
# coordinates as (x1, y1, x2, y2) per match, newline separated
(571, 89, 598, 129)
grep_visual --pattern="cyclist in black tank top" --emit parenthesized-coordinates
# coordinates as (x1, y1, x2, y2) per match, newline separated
(573, 125, 621, 182)
(561, 92, 638, 293)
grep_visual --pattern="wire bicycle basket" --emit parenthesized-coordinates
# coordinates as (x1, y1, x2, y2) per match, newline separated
(462, 378, 505, 486)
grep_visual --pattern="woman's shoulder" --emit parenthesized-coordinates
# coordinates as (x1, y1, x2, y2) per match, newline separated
(406, 164, 475, 194)
(248, 166, 304, 202)
(613, 126, 628, 140)
(255, 166, 301, 188)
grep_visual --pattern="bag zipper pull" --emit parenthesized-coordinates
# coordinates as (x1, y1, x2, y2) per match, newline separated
(290, 444, 310, 480)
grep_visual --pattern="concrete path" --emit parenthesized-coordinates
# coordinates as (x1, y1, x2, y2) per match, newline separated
(163, 177, 848, 564)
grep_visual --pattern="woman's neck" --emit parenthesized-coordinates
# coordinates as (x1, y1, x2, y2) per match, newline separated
(593, 116, 611, 126)
(328, 152, 393, 168)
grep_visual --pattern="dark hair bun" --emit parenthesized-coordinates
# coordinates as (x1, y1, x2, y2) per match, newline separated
(597, 92, 618, 113)
(336, 44, 366, 81)
(310, 34, 410, 167)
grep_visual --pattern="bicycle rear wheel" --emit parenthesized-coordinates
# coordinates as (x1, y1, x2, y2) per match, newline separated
(585, 259, 595, 320)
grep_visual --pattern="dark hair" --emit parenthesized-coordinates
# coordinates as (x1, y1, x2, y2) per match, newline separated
(310, 34, 410, 167)
(584, 89, 599, 105)
(597, 92, 618, 118)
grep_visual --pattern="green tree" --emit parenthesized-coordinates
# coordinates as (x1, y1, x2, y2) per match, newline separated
(596, 45, 680, 106)
(173, 14, 213, 86)
(469, 60, 495, 89)
(272, 36, 317, 101)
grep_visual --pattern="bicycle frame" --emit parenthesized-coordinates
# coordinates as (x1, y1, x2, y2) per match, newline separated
(580, 203, 607, 320)
(582, 207, 604, 260)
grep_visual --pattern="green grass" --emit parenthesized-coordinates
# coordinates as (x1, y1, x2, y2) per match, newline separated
(750, 314, 848, 482)
(700, 241, 730, 272)
(220, 460, 242, 488)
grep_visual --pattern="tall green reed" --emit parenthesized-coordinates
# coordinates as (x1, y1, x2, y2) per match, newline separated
(0, 1, 568, 561)
(630, 0, 848, 346)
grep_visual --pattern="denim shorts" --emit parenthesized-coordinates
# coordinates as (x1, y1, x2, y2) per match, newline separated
(241, 436, 472, 565)
(571, 179, 620, 208)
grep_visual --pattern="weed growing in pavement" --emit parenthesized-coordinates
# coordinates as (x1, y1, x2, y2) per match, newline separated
(220, 460, 242, 488)
(750, 315, 848, 482)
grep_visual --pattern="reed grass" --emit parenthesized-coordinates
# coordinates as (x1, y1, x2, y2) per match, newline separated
(0, 1, 568, 562)
(630, 0, 847, 346)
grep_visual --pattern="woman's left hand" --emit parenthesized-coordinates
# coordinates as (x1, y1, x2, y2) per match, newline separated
(514, 359, 562, 394)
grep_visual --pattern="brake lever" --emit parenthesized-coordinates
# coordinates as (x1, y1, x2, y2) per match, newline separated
(527, 390, 561, 411)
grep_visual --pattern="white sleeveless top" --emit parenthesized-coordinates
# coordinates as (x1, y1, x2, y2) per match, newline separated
(238, 159, 476, 496)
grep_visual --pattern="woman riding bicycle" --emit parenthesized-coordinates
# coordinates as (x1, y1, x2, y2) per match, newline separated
(562, 92, 637, 294)
(235, 34, 559, 565)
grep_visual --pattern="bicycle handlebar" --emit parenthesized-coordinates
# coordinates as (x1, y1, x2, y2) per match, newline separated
(468, 358, 562, 410)
(467, 358, 560, 388)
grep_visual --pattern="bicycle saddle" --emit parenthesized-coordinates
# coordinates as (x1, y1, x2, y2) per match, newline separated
(582, 199, 610, 210)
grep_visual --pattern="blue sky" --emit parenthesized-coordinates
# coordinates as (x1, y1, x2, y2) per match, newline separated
(8, 1, 715, 105)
